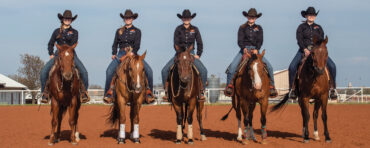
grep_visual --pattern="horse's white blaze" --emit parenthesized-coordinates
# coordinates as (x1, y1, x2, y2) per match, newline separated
(133, 124, 139, 138)
(65, 51, 69, 56)
(119, 124, 125, 138)
(183, 55, 187, 59)
(253, 63, 262, 89)
(136, 63, 141, 88)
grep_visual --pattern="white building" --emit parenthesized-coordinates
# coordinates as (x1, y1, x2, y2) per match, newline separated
(0, 74, 27, 104)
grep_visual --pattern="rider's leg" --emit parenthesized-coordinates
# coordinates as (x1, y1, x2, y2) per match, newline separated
(74, 53, 90, 102)
(262, 57, 278, 97)
(40, 57, 56, 103)
(288, 51, 303, 98)
(103, 57, 120, 103)
(327, 57, 337, 99)
(161, 57, 175, 100)
(143, 60, 155, 103)
(194, 58, 208, 100)
(225, 51, 243, 96)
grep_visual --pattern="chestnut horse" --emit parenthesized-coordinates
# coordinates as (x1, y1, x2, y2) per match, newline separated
(222, 50, 270, 144)
(271, 36, 331, 143)
(48, 43, 81, 145)
(168, 45, 206, 144)
(108, 51, 147, 144)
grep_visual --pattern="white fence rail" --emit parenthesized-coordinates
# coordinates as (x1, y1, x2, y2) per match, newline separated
(0, 87, 369, 105)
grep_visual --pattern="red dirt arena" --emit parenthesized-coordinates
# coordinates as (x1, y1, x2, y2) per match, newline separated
(0, 104, 369, 148)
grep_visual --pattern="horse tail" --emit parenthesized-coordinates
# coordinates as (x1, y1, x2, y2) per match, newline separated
(107, 100, 120, 126)
(270, 93, 290, 112)
(221, 106, 233, 121)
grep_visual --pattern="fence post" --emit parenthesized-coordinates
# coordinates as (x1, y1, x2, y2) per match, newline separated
(361, 87, 364, 103)
(21, 90, 24, 105)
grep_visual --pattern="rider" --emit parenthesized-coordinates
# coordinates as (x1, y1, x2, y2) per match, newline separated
(161, 9, 208, 101)
(40, 10, 89, 103)
(103, 9, 154, 104)
(224, 8, 277, 97)
(288, 7, 337, 99)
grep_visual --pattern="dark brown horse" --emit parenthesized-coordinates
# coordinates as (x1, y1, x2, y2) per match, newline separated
(48, 43, 81, 145)
(108, 51, 147, 144)
(168, 45, 206, 144)
(271, 36, 331, 143)
(222, 50, 270, 144)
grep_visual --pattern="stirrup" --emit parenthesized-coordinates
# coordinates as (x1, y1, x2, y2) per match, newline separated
(289, 89, 297, 99)
(80, 91, 90, 103)
(146, 89, 155, 104)
(224, 84, 234, 97)
(329, 89, 338, 100)
(269, 86, 278, 98)
(41, 92, 50, 103)
(103, 90, 114, 104)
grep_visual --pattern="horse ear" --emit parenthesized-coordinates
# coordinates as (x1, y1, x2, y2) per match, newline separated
(186, 44, 194, 53)
(260, 49, 265, 57)
(323, 36, 328, 44)
(175, 44, 181, 52)
(140, 50, 147, 60)
(71, 42, 78, 49)
(55, 43, 62, 50)
(245, 51, 251, 58)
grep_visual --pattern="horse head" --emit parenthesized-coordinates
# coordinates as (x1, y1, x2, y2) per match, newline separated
(55, 43, 77, 81)
(245, 49, 266, 90)
(175, 44, 194, 84)
(126, 51, 147, 94)
(311, 36, 328, 75)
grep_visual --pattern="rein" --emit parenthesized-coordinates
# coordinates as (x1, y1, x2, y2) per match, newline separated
(171, 65, 194, 98)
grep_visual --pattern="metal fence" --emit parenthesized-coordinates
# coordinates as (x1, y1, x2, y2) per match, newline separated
(0, 87, 369, 105)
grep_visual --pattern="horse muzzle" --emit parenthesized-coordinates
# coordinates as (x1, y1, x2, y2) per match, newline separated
(132, 83, 142, 94)
(254, 82, 262, 90)
(62, 72, 73, 81)
(180, 76, 191, 83)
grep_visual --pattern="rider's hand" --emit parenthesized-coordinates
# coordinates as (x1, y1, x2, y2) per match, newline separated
(194, 55, 200, 59)
(49, 55, 54, 59)
(128, 52, 134, 56)
(304, 48, 310, 57)
(251, 49, 258, 54)
(112, 55, 116, 60)
(243, 48, 247, 54)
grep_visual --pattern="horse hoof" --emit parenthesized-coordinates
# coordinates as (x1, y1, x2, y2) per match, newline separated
(261, 139, 268, 145)
(326, 139, 332, 143)
(314, 137, 320, 141)
(71, 142, 78, 145)
(48, 142, 54, 146)
(242, 140, 249, 145)
(236, 137, 243, 142)
(251, 137, 258, 142)
(133, 138, 141, 144)
(117, 138, 125, 144)
(188, 139, 194, 145)
(303, 139, 310, 143)
(175, 139, 182, 144)
(201, 135, 207, 141)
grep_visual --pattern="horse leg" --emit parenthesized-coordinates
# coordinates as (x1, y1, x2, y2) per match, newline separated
(299, 98, 310, 143)
(313, 101, 321, 141)
(48, 98, 58, 145)
(68, 96, 78, 145)
(196, 101, 207, 141)
(173, 102, 183, 144)
(234, 95, 243, 142)
(240, 99, 250, 144)
(247, 102, 257, 142)
(117, 95, 127, 144)
(56, 106, 63, 143)
(186, 99, 196, 144)
(321, 95, 332, 143)
(131, 98, 142, 144)
(260, 98, 268, 144)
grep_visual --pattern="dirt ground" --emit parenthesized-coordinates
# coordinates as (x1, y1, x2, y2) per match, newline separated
(0, 104, 369, 148)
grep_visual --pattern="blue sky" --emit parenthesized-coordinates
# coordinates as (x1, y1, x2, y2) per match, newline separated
(0, 0, 369, 87)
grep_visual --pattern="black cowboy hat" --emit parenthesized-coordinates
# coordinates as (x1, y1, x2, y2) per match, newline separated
(177, 9, 196, 19)
(58, 10, 77, 21)
(301, 7, 319, 18)
(120, 9, 138, 19)
(242, 8, 262, 18)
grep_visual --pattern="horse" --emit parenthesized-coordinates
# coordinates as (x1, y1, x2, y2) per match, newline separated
(221, 50, 270, 144)
(47, 43, 81, 145)
(108, 51, 147, 144)
(271, 36, 331, 143)
(168, 45, 206, 144)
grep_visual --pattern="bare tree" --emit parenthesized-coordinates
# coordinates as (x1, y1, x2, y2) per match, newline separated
(89, 84, 102, 89)
(10, 54, 45, 104)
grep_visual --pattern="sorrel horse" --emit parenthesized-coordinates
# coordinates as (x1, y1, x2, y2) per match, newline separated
(108, 51, 147, 144)
(168, 45, 206, 144)
(271, 36, 331, 143)
(222, 50, 270, 144)
(47, 43, 81, 145)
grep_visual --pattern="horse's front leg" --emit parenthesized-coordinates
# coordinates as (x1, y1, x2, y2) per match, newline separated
(234, 95, 243, 142)
(48, 97, 59, 145)
(240, 98, 250, 144)
(68, 96, 78, 145)
(173, 100, 183, 144)
(186, 98, 197, 144)
(247, 102, 257, 142)
(299, 98, 310, 143)
(196, 100, 207, 141)
(117, 94, 127, 144)
(260, 97, 268, 144)
(321, 94, 331, 143)
(130, 95, 143, 144)
(313, 101, 321, 141)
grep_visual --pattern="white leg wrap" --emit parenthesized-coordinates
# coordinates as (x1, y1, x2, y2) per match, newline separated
(133, 124, 139, 138)
(119, 124, 125, 138)
(237, 120, 242, 139)
(176, 125, 182, 140)
(188, 125, 193, 139)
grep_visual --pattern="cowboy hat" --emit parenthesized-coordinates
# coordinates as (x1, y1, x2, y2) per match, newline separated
(177, 9, 196, 19)
(58, 10, 77, 21)
(120, 9, 138, 19)
(301, 7, 319, 18)
(242, 8, 262, 18)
